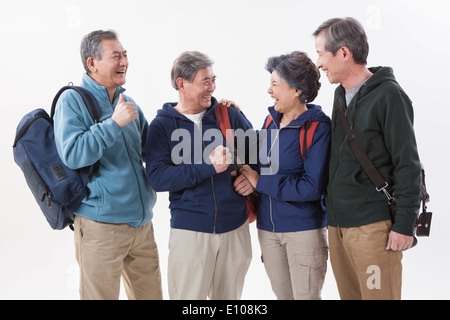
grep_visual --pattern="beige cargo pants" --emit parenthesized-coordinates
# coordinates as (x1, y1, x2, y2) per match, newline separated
(258, 227, 328, 300)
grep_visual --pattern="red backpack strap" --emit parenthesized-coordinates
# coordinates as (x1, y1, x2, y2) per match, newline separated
(264, 115, 273, 129)
(299, 121, 320, 160)
(215, 103, 234, 147)
(216, 104, 257, 224)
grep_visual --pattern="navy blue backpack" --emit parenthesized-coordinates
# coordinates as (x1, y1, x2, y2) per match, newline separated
(13, 85, 100, 230)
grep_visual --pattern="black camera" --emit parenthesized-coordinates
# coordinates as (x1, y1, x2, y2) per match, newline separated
(416, 165, 432, 237)
(416, 211, 432, 237)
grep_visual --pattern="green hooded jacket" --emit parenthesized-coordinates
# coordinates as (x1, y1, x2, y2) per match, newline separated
(326, 66, 421, 236)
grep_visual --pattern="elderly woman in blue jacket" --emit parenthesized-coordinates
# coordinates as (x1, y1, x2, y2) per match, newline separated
(236, 51, 331, 300)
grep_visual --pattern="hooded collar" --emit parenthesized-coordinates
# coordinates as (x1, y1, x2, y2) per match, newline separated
(267, 104, 330, 129)
(157, 97, 219, 121)
(336, 66, 397, 101)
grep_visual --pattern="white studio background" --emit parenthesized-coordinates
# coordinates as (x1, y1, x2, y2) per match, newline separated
(1, 0, 449, 300)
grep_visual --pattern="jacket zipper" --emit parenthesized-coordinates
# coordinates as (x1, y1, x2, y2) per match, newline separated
(267, 128, 280, 232)
(198, 122, 218, 233)
(110, 92, 146, 225)
(266, 122, 303, 232)
(210, 176, 218, 233)
(329, 137, 346, 228)
(331, 95, 355, 228)
(178, 112, 219, 233)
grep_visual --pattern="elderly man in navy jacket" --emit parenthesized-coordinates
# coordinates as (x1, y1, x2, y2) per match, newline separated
(146, 51, 253, 300)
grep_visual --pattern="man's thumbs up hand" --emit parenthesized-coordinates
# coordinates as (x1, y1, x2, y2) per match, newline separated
(111, 93, 137, 128)
(118, 92, 124, 104)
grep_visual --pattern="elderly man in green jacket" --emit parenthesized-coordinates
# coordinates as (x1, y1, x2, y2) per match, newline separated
(313, 17, 421, 300)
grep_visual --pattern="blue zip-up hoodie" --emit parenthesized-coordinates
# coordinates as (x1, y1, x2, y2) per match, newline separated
(256, 104, 331, 232)
(53, 73, 156, 227)
(146, 98, 252, 234)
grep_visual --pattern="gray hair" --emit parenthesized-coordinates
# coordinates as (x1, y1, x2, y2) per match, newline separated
(171, 51, 214, 90)
(313, 17, 369, 65)
(266, 51, 321, 103)
(80, 30, 118, 73)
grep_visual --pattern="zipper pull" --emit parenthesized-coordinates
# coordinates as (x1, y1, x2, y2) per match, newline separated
(46, 192, 52, 208)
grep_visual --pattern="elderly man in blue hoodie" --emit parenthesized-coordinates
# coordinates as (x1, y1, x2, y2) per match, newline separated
(53, 30, 162, 300)
(146, 51, 253, 300)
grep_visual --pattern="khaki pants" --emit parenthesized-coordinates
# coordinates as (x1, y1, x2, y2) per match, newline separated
(168, 222, 252, 300)
(74, 215, 162, 300)
(328, 220, 403, 300)
(258, 228, 328, 300)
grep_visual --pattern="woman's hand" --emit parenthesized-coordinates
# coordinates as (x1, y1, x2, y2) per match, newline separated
(218, 99, 242, 112)
(238, 165, 259, 189)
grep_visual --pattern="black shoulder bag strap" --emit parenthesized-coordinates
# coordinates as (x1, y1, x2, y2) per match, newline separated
(337, 99, 419, 247)
(337, 99, 395, 212)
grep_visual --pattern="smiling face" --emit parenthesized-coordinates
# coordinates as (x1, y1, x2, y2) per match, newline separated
(267, 70, 300, 114)
(178, 66, 216, 114)
(88, 39, 128, 94)
(315, 30, 345, 85)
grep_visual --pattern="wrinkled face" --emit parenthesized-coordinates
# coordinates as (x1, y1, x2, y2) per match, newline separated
(90, 39, 128, 90)
(315, 30, 345, 85)
(182, 66, 216, 111)
(267, 70, 299, 113)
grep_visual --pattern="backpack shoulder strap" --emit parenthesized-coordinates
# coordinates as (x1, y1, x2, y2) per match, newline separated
(50, 85, 101, 176)
(215, 103, 234, 147)
(264, 115, 273, 129)
(264, 115, 318, 159)
(50, 85, 101, 123)
(299, 121, 320, 160)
